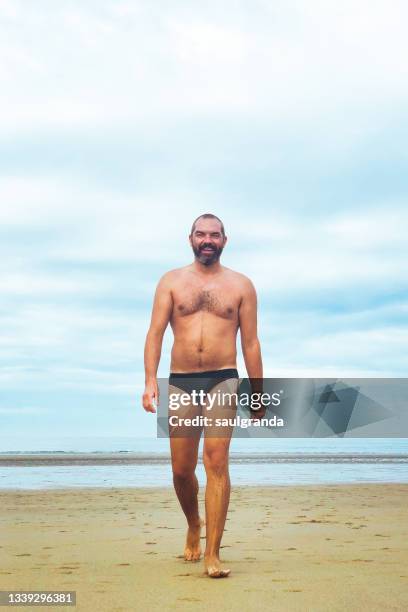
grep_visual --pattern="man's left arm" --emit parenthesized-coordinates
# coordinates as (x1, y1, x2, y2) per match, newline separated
(239, 276, 263, 383)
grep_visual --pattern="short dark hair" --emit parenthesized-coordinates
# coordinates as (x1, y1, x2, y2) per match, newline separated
(190, 214, 225, 237)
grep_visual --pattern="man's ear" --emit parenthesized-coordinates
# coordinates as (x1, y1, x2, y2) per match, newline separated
(223, 235, 228, 246)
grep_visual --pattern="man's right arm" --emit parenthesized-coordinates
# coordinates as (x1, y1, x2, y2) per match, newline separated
(142, 273, 173, 413)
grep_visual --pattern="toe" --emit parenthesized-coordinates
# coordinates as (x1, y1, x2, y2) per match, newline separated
(206, 566, 231, 578)
(210, 569, 230, 578)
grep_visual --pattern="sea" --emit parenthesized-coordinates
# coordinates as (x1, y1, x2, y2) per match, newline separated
(0, 437, 407, 490)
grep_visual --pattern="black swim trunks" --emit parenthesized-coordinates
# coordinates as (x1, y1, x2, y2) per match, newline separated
(169, 368, 239, 396)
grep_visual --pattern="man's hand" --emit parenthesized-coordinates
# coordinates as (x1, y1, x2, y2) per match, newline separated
(143, 380, 159, 413)
(249, 383, 265, 423)
(250, 406, 266, 422)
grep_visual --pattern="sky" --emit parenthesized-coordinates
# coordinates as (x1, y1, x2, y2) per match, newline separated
(1, 0, 408, 440)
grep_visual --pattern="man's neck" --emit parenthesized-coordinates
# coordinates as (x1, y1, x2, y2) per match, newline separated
(191, 259, 222, 276)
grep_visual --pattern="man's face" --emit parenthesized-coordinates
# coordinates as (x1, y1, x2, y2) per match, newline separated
(189, 219, 227, 266)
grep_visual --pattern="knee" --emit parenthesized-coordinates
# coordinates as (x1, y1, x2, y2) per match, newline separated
(172, 463, 196, 481)
(203, 448, 228, 476)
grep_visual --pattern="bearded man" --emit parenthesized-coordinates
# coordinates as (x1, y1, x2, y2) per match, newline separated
(143, 213, 263, 577)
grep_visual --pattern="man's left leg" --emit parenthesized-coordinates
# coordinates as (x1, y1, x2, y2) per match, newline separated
(202, 377, 238, 577)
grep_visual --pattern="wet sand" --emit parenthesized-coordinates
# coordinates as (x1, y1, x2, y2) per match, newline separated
(1, 484, 408, 611)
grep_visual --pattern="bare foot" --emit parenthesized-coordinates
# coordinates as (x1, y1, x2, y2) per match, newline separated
(204, 555, 231, 578)
(184, 518, 205, 561)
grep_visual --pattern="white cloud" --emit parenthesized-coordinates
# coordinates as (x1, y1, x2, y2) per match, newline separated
(0, 406, 46, 415)
(1, 270, 110, 296)
(0, 303, 149, 361)
(0, 175, 210, 264)
(325, 208, 408, 249)
(1, 171, 406, 298)
(0, 364, 141, 394)
(1, 0, 407, 415)
(228, 208, 408, 294)
(1, 1, 408, 133)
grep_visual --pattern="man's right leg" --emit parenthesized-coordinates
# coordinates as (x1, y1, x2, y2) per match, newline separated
(169, 384, 203, 561)
(170, 436, 204, 561)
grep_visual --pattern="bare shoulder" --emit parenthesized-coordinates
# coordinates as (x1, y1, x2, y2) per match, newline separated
(157, 266, 190, 288)
(222, 267, 256, 294)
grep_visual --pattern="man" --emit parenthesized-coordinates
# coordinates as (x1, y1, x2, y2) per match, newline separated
(142, 213, 263, 578)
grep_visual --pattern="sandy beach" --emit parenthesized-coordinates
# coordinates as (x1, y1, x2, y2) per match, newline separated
(1, 484, 407, 611)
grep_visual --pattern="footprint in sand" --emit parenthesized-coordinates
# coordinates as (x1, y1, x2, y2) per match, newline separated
(177, 597, 201, 602)
(117, 563, 130, 566)
(287, 547, 297, 551)
(260, 548, 274, 552)
(15, 553, 31, 557)
(145, 542, 156, 545)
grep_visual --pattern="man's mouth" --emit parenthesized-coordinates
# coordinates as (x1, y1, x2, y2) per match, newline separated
(200, 247, 215, 254)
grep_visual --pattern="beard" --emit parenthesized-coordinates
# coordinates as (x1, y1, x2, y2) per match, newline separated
(192, 243, 224, 266)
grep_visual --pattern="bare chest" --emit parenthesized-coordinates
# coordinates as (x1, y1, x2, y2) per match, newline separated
(173, 286, 239, 320)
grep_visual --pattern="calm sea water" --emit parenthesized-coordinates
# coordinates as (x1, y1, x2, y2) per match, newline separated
(2, 436, 408, 454)
(1, 437, 407, 489)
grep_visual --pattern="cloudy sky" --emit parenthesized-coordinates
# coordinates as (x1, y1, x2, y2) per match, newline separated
(1, 0, 407, 440)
